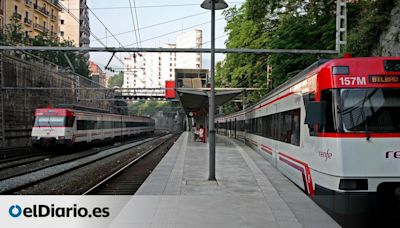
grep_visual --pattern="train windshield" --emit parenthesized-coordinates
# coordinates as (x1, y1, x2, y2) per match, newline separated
(34, 116, 66, 127)
(340, 88, 400, 132)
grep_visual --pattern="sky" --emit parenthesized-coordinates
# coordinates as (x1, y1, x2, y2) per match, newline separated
(84, 0, 245, 75)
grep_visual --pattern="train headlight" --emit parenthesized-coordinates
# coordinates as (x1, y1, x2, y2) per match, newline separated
(339, 179, 368, 190)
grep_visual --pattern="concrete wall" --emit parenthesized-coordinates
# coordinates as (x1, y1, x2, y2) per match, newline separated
(152, 110, 184, 134)
(0, 53, 115, 148)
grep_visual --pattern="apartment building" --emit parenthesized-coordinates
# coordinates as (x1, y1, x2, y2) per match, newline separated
(4, 0, 61, 39)
(59, 0, 90, 48)
(123, 30, 203, 90)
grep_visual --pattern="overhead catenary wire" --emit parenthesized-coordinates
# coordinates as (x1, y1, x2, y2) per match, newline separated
(85, 3, 155, 86)
(125, 18, 225, 47)
(125, 0, 158, 87)
(132, 0, 142, 48)
(90, 12, 208, 43)
(128, 0, 140, 47)
(67, 2, 245, 10)
(58, 2, 125, 66)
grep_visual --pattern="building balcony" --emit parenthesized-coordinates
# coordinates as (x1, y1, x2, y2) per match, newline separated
(24, 17, 32, 25)
(33, 23, 47, 33)
(34, 4, 50, 17)
(25, 0, 33, 7)
(12, 12, 22, 20)
(50, 14, 57, 21)
(44, 0, 62, 11)
(50, 31, 58, 38)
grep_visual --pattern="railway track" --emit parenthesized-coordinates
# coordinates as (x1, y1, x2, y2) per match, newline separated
(0, 154, 52, 170)
(0, 135, 157, 181)
(0, 135, 166, 194)
(84, 134, 177, 195)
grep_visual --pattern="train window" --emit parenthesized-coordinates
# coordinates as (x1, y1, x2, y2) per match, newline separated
(34, 116, 66, 127)
(291, 109, 300, 146)
(248, 109, 301, 146)
(340, 88, 400, 133)
(320, 90, 335, 133)
(66, 117, 75, 127)
(332, 66, 349, 75)
(384, 60, 400, 72)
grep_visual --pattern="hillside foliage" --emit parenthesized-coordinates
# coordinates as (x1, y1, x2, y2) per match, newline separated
(216, 0, 395, 112)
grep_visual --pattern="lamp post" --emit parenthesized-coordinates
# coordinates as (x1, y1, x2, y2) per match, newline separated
(201, 0, 228, 181)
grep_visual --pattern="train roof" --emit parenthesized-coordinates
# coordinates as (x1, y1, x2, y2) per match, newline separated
(224, 56, 400, 116)
(56, 104, 110, 113)
(35, 107, 154, 121)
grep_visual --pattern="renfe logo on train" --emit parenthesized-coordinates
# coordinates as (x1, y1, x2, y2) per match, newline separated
(386, 151, 400, 159)
(319, 150, 332, 161)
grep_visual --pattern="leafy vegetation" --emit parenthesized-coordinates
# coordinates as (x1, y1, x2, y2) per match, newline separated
(108, 72, 124, 88)
(216, 0, 395, 112)
(216, 0, 336, 108)
(128, 101, 180, 117)
(346, 0, 395, 56)
(0, 15, 90, 77)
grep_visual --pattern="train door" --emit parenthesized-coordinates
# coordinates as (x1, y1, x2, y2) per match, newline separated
(228, 120, 231, 137)
(271, 104, 279, 167)
(234, 118, 237, 139)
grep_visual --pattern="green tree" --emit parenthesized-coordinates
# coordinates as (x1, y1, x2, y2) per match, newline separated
(128, 101, 176, 117)
(1, 15, 90, 77)
(108, 72, 124, 88)
(1, 14, 25, 44)
(216, 0, 336, 108)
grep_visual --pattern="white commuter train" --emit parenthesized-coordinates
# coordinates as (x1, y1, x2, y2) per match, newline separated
(216, 57, 400, 217)
(31, 106, 155, 148)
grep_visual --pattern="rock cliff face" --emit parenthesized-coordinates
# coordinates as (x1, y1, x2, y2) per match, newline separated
(374, 0, 400, 56)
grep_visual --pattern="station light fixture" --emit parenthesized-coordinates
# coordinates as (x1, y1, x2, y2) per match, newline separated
(200, 0, 228, 181)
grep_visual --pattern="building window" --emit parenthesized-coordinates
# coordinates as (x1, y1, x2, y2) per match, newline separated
(60, 31, 64, 36)
(196, 64, 200, 68)
(60, 19, 64, 25)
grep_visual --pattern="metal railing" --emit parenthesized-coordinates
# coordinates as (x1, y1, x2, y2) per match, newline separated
(12, 12, 22, 20)
(25, 0, 33, 6)
(24, 18, 32, 25)
(34, 4, 49, 16)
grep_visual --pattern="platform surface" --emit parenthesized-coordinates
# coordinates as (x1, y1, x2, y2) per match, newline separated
(130, 132, 340, 228)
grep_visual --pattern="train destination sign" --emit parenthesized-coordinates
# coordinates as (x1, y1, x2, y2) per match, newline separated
(369, 75, 400, 83)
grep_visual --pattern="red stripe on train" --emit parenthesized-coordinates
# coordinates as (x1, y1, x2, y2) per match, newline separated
(318, 133, 400, 138)
(279, 152, 314, 196)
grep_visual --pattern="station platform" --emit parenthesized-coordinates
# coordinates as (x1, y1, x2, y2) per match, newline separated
(123, 132, 340, 227)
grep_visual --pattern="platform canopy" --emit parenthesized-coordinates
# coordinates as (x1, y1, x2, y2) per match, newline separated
(176, 88, 244, 117)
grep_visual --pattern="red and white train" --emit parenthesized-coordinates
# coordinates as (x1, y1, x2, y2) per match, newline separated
(31, 106, 155, 148)
(216, 57, 400, 216)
